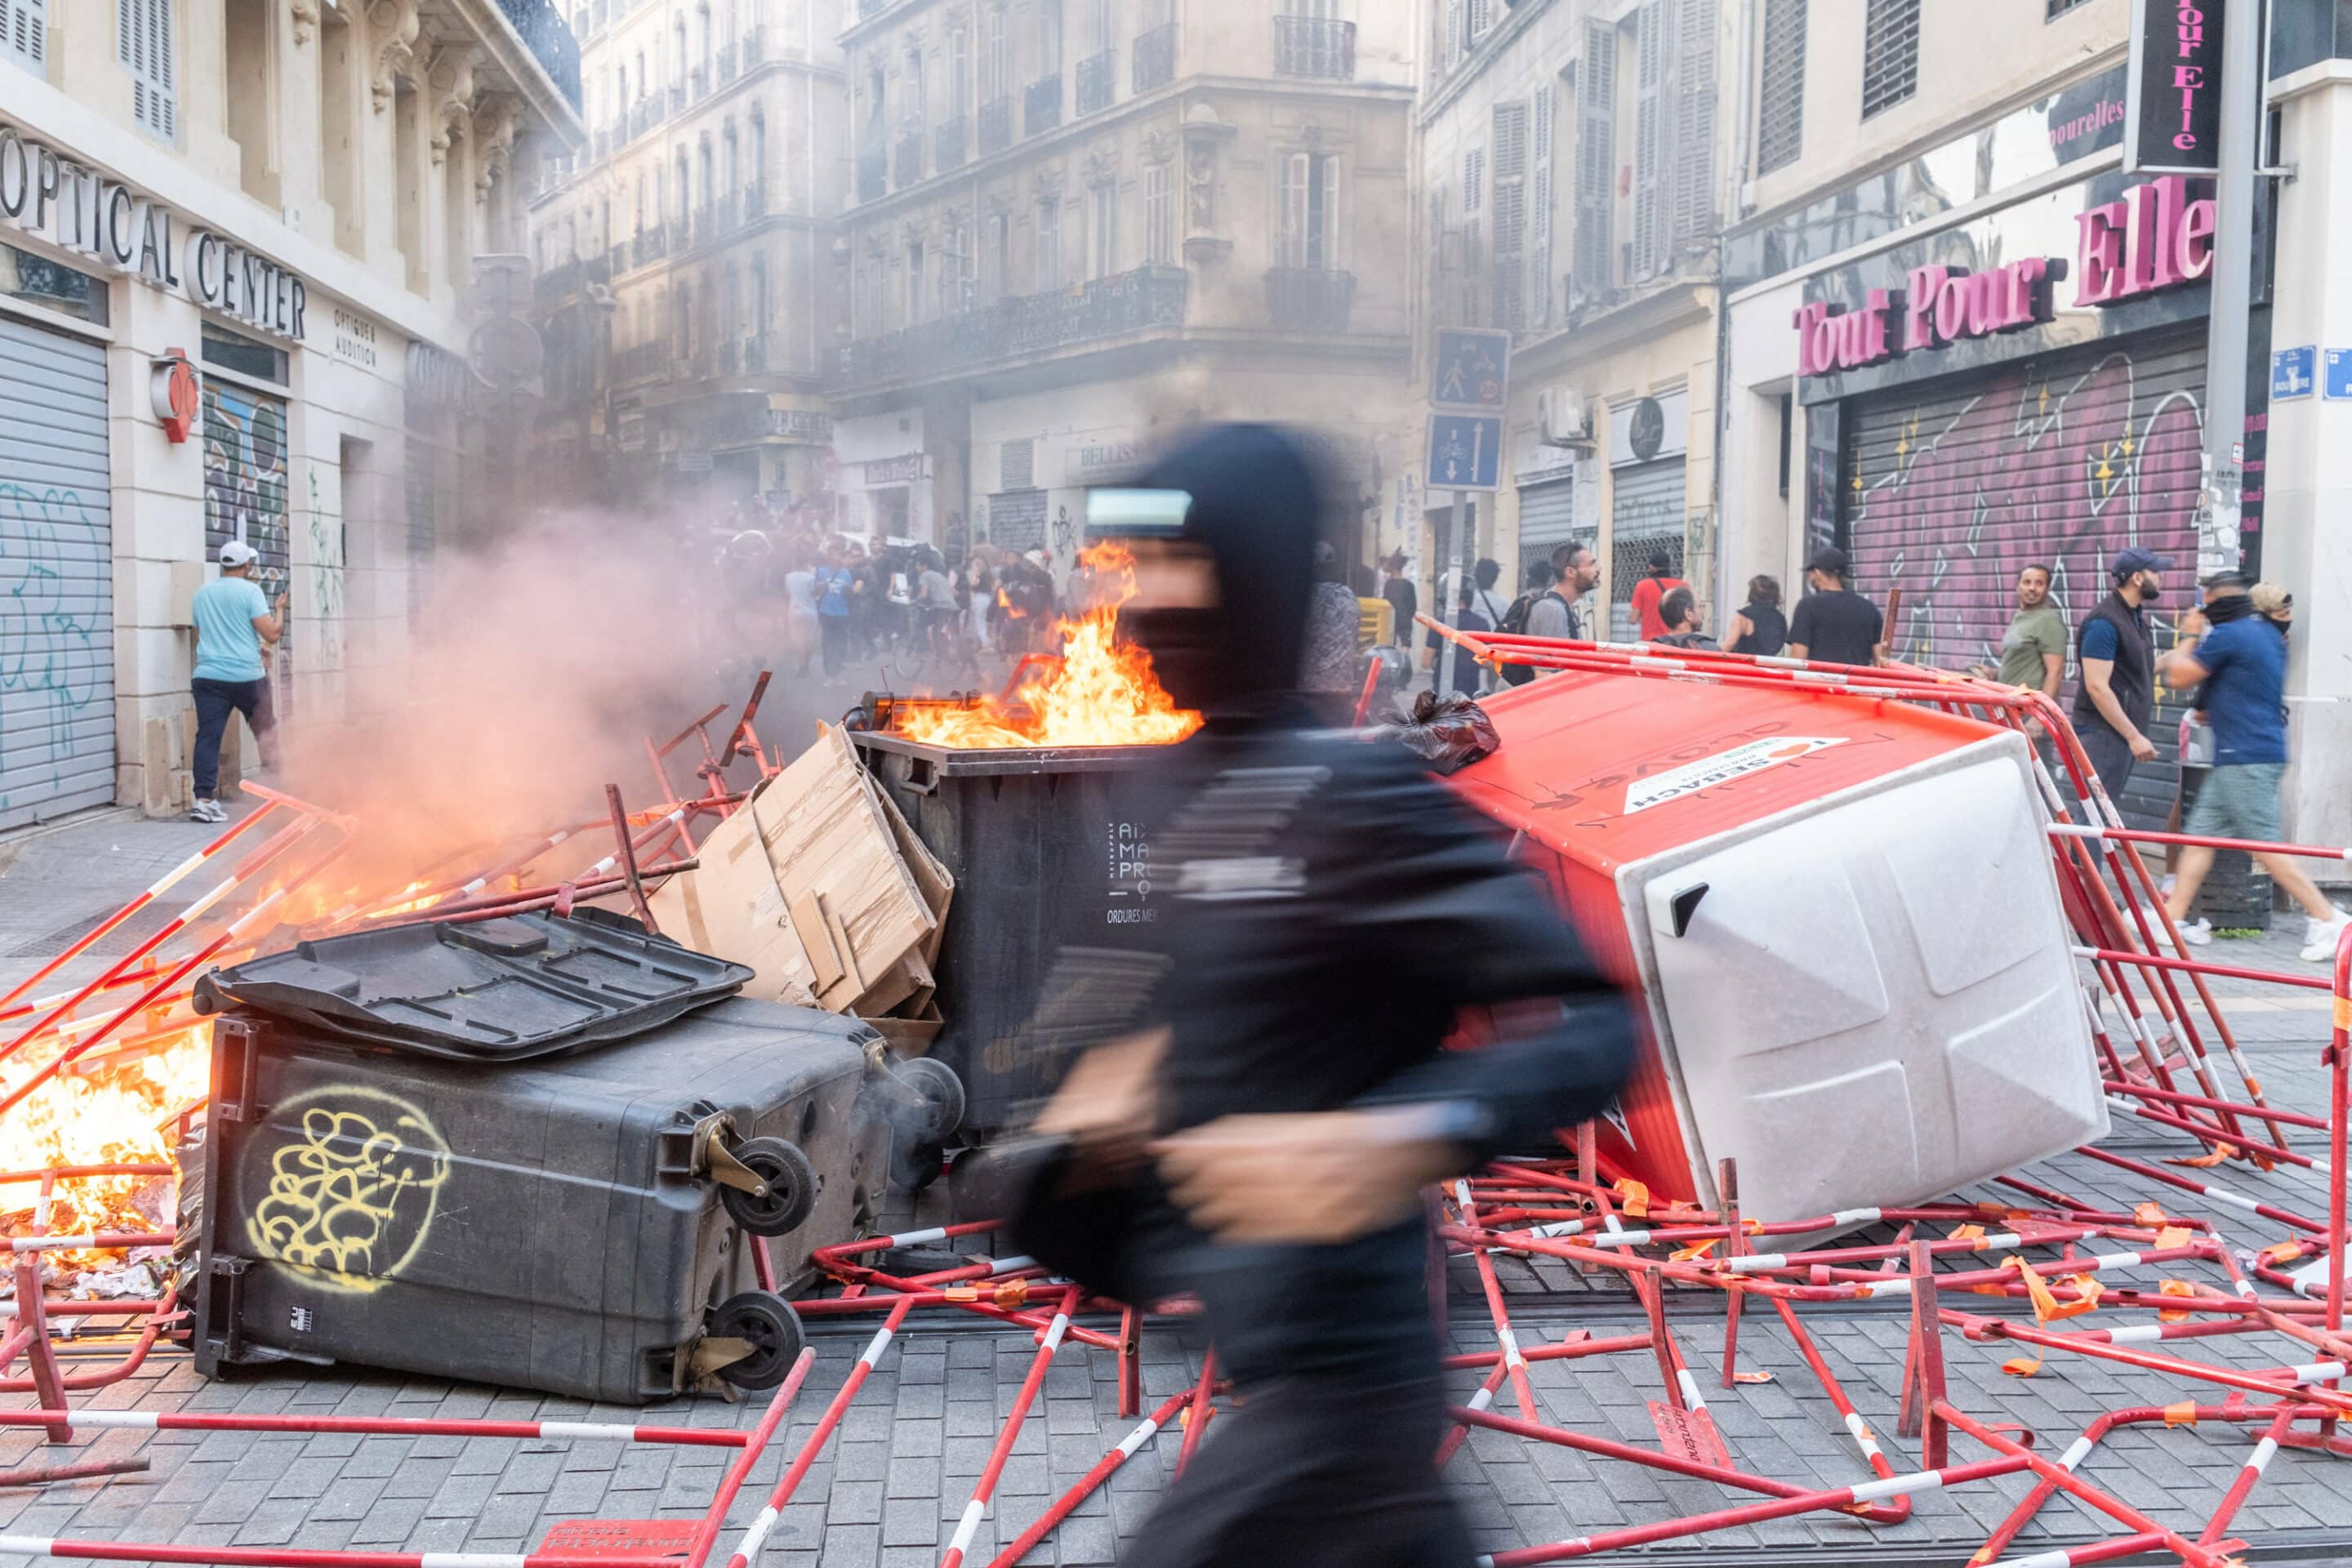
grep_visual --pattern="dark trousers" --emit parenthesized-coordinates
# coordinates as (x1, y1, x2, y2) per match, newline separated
(819, 616, 849, 678)
(191, 677, 275, 799)
(1121, 1372, 1474, 1568)
(2078, 723, 2138, 817)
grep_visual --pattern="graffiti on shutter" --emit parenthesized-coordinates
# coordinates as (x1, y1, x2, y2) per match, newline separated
(203, 379, 292, 714)
(1841, 326, 2210, 826)
(989, 489, 1047, 551)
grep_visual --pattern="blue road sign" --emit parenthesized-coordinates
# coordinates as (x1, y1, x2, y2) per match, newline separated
(1428, 415, 1503, 493)
(1432, 328, 1512, 412)
(2327, 350, 2352, 402)
(2273, 345, 2316, 402)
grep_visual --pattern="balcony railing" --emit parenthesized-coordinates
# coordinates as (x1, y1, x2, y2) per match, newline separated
(1133, 23, 1176, 92)
(934, 114, 968, 172)
(690, 66, 709, 101)
(491, 0, 584, 111)
(670, 84, 686, 114)
(837, 265, 1188, 388)
(1265, 268, 1356, 334)
(896, 128, 925, 187)
(857, 147, 888, 203)
(634, 225, 669, 265)
(630, 97, 658, 138)
(608, 243, 630, 277)
(1274, 16, 1355, 80)
(744, 180, 767, 219)
(743, 24, 764, 65)
(1025, 75, 1062, 137)
(978, 98, 1012, 156)
(1076, 51, 1116, 115)
(744, 334, 771, 372)
(533, 258, 582, 305)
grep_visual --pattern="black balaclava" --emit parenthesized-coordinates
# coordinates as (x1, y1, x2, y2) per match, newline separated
(1116, 425, 1321, 719)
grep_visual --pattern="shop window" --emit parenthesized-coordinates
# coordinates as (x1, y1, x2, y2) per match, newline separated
(202, 323, 287, 385)
(1755, 0, 1805, 175)
(1860, 0, 1918, 120)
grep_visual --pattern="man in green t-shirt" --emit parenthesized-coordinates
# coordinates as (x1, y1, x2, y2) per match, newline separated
(1976, 564, 2067, 706)
(189, 541, 286, 824)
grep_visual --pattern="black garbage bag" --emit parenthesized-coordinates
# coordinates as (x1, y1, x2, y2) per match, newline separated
(1387, 691, 1501, 774)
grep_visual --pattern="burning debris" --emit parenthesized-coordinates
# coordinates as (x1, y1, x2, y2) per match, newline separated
(899, 543, 1203, 751)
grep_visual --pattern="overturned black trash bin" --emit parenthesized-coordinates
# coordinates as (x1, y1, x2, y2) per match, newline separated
(849, 731, 1171, 1143)
(182, 908, 964, 1404)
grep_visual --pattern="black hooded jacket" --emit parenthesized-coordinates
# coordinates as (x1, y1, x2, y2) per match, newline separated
(1011, 425, 1637, 1383)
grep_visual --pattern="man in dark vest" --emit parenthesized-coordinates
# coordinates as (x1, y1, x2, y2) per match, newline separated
(2072, 546, 2171, 810)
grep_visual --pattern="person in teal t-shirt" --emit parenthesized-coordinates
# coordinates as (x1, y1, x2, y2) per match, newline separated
(188, 541, 286, 823)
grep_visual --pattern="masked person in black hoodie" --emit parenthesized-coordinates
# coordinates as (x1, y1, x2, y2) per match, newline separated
(1000, 425, 1637, 1568)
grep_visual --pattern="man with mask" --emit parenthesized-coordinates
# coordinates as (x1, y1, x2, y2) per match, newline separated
(2158, 575, 2351, 960)
(1004, 425, 1637, 1568)
(2073, 546, 2170, 808)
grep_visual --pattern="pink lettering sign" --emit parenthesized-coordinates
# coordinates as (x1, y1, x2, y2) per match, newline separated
(1792, 292, 1895, 378)
(2074, 175, 2215, 306)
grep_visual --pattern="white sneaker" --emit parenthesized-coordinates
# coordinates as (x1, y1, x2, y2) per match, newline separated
(188, 798, 226, 824)
(2301, 906, 2352, 964)
(2173, 918, 2212, 947)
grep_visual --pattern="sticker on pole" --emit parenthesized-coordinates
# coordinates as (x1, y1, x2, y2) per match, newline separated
(1623, 737, 1848, 815)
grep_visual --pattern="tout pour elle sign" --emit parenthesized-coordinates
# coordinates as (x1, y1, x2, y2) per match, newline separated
(1793, 176, 2215, 380)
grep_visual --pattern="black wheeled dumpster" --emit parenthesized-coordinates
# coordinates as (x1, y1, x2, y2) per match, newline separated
(849, 731, 1170, 1140)
(183, 910, 964, 1403)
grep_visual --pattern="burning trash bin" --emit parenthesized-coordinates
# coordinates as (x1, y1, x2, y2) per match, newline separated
(1446, 667, 2109, 1226)
(181, 908, 964, 1403)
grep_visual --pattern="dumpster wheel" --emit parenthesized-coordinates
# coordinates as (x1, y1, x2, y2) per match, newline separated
(719, 1137, 819, 1237)
(893, 1057, 967, 1143)
(703, 1293, 806, 1392)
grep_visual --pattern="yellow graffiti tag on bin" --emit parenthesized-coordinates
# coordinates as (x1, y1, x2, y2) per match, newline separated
(244, 1087, 452, 1295)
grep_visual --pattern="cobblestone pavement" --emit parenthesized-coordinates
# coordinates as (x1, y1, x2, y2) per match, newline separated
(2, 809, 2350, 1565)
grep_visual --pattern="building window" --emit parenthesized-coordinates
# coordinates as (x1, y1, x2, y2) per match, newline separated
(1038, 0, 1062, 75)
(751, 255, 768, 338)
(1090, 183, 1117, 278)
(1756, 0, 1805, 175)
(1491, 102, 1527, 329)
(1088, 0, 1114, 53)
(863, 252, 885, 335)
(1036, 198, 1062, 291)
(1144, 160, 1174, 265)
(987, 210, 1011, 298)
(906, 42, 925, 129)
(119, 0, 176, 140)
(982, 6, 1009, 99)
(1279, 152, 1338, 270)
(906, 240, 925, 323)
(2046, 0, 2091, 14)
(1467, 0, 1492, 39)
(1860, 0, 1918, 119)
(948, 25, 969, 118)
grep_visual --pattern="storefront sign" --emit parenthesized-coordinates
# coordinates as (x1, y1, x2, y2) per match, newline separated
(863, 453, 924, 485)
(2124, 0, 2224, 175)
(0, 120, 310, 341)
(2074, 176, 2214, 305)
(770, 408, 833, 443)
(1077, 439, 1143, 473)
(332, 308, 381, 369)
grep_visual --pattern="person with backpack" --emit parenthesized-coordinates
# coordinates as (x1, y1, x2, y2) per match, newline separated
(1497, 543, 1598, 685)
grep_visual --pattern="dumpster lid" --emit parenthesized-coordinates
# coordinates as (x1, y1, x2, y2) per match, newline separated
(191, 907, 755, 1062)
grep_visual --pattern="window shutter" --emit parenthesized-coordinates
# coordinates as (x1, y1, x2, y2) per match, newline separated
(1281, 151, 1307, 267)
(1571, 20, 1615, 304)
(1445, 0, 1462, 66)
(1000, 439, 1035, 491)
(119, 0, 176, 141)
(2, 0, 47, 73)
(1755, 0, 1806, 175)
(1532, 83, 1555, 327)
(1631, 0, 1666, 279)
(1463, 148, 1485, 215)
(1673, 0, 1717, 254)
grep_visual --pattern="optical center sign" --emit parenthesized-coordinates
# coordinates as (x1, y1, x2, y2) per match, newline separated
(0, 119, 311, 341)
(2124, 0, 2224, 175)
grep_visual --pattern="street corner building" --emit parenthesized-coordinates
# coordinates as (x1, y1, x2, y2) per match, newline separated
(0, 0, 583, 830)
(1717, 0, 2352, 850)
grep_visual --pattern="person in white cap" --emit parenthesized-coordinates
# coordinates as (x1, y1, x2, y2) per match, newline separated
(188, 541, 285, 823)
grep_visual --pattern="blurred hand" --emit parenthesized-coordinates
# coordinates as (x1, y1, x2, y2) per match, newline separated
(2180, 608, 2209, 639)
(2131, 732, 2159, 763)
(1155, 1110, 1459, 1245)
(1031, 1028, 1165, 1171)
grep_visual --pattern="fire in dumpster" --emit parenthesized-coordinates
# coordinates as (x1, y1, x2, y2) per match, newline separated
(901, 543, 1203, 751)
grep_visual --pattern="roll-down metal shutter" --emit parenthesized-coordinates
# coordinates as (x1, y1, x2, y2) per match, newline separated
(1608, 458, 1686, 642)
(0, 314, 114, 830)
(1840, 323, 2208, 827)
(1515, 477, 1581, 586)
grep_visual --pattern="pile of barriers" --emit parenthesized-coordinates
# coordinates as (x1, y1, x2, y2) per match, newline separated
(1, 639, 2351, 1566)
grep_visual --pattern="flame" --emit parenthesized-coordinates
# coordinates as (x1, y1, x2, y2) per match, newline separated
(904, 543, 1203, 750)
(0, 1027, 209, 1279)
